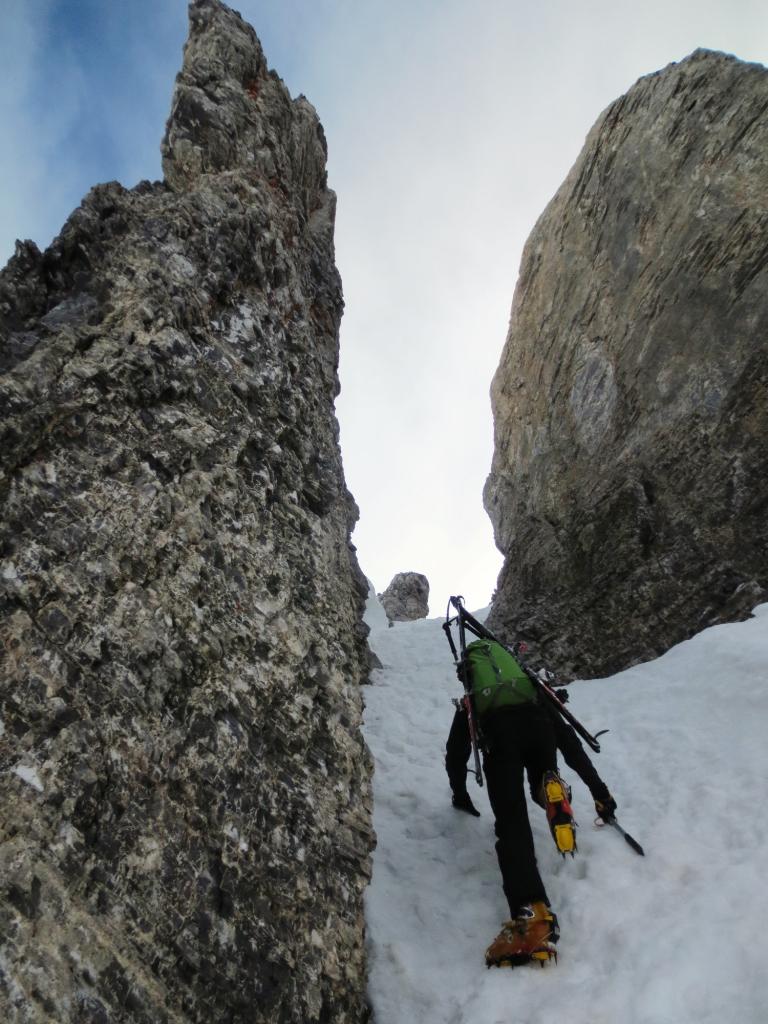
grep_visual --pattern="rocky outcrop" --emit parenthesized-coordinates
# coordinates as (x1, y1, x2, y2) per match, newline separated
(378, 573, 430, 622)
(0, 3, 374, 1022)
(485, 50, 768, 679)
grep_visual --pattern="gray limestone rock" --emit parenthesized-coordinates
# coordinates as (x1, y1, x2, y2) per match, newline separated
(484, 50, 768, 679)
(379, 573, 430, 622)
(0, 2, 374, 1022)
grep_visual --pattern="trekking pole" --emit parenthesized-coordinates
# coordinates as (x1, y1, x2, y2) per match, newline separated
(443, 596, 484, 787)
(456, 606, 605, 753)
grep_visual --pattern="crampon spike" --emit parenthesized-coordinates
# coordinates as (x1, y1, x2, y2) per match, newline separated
(532, 948, 557, 968)
(487, 946, 558, 969)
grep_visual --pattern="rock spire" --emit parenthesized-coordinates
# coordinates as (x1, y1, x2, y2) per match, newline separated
(0, 2, 373, 1021)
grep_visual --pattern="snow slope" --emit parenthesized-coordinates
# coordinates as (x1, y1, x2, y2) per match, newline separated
(362, 594, 768, 1024)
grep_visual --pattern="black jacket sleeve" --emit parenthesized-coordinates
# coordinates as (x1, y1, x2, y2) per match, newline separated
(445, 705, 472, 794)
(546, 703, 610, 801)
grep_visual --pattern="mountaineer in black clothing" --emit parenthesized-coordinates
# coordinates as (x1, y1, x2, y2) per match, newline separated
(445, 642, 616, 967)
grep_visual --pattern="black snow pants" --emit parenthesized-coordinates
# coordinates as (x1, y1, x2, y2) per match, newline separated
(481, 704, 558, 917)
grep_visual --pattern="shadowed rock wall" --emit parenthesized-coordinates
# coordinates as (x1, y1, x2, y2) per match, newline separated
(0, 2, 373, 1021)
(485, 50, 768, 679)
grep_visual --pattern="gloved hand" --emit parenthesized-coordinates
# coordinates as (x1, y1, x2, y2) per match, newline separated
(455, 659, 468, 683)
(554, 688, 569, 704)
(594, 794, 617, 823)
(452, 790, 481, 817)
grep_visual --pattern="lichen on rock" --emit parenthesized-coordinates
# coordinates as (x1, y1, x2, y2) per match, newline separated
(485, 49, 768, 679)
(0, 2, 374, 1022)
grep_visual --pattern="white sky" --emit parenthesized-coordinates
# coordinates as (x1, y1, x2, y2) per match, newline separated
(2, 1, 767, 614)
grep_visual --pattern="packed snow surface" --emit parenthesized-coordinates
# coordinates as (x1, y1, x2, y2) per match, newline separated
(362, 593, 768, 1023)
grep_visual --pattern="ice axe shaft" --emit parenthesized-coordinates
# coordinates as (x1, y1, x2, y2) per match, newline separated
(443, 599, 484, 787)
(605, 817, 645, 856)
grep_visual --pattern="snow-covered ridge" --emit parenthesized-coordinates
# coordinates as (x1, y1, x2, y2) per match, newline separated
(362, 594, 768, 1023)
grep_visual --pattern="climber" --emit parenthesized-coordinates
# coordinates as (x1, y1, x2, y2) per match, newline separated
(445, 688, 564, 967)
(445, 639, 615, 968)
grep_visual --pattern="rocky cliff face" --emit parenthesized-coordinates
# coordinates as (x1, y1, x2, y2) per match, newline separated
(0, 3, 374, 1022)
(485, 50, 768, 679)
(378, 572, 430, 622)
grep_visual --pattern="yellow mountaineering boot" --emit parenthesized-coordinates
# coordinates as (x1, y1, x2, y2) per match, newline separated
(485, 902, 560, 968)
(543, 771, 577, 855)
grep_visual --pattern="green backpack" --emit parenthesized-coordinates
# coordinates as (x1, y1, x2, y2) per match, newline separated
(465, 639, 537, 717)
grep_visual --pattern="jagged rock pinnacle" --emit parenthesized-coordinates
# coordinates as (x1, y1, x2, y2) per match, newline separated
(162, 0, 329, 217)
(0, 3, 373, 1021)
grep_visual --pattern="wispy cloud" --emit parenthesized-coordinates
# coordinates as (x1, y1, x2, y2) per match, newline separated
(0, 0, 187, 263)
(0, 1, 75, 260)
